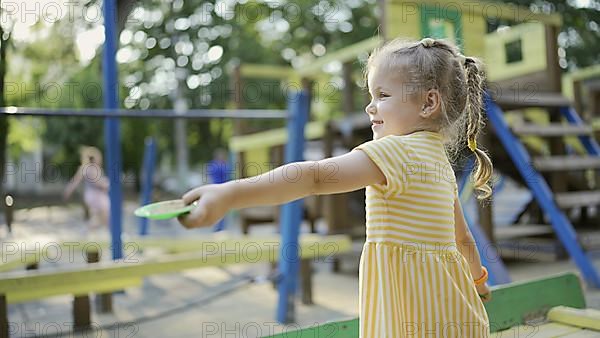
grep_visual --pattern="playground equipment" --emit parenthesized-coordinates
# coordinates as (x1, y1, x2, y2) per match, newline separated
(230, 0, 600, 288)
(0, 234, 351, 336)
(0, 0, 321, 326)
(265, 272, 599, 337)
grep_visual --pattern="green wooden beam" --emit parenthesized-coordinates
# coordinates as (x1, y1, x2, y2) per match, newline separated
(485, 272, 586, 332)
(263, 272, 587, 337)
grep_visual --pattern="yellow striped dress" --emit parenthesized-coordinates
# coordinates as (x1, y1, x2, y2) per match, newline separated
(354, 131, 490, 337)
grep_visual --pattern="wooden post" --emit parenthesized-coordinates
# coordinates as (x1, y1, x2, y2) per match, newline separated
(342, 62, 355, 115)
(86, 250, 112, 313)
(0, 295, 7, 338)
(232, 64, 246, 136)
(299, 258, 313, 305)
(73, 295, 91, 330)
(4, 195, 12, 234)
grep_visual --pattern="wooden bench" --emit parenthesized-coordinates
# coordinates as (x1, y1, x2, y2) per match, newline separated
(265, 272, 597, 337)
(0, 234, 351, 337)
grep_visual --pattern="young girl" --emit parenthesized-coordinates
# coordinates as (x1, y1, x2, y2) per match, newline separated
(179, 37, 492, 337)
(64, 146, 110, 230)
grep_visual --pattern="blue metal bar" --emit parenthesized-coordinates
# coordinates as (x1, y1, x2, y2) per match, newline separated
(139, 137, 157, 236)
(457, 157, 511, 285)
(560, 106, 600, 156)
(103, 0, 122, 260)
(0, 107, 287, 119)
(485, 93, 600, 288)
(277, 90, 309, 323)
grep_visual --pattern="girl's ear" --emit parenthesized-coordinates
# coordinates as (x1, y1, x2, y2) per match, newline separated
(419, 89, 442, 119)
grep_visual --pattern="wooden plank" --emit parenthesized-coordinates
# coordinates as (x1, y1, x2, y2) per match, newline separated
(229, 121, 326, 152)
(484, 273, 586, 332)
(0, 235, 351, 304)
(297, 37, 382, 77)
(533, 156, 600, 171)
(239, 64, 295, 80)
(555, 191, 600, 209)
(492, 92, 571, 110)
(494, 225, 554, 240)
(548, 306, 600, 330)
(512, 124, 593, 137)
(264, 318, 359, 338)
(6, 277, 142, 304)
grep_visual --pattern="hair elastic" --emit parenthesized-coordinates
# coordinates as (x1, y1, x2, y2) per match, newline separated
(420, 38, 435, 48)
(468, 138, 477, 152)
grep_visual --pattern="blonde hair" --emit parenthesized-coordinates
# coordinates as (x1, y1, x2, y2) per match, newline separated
(80, 146, 103, 166)
(365, 38, 493, 200)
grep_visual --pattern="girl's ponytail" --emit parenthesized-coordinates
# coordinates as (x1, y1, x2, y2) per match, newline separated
(463, 57, 493, 200)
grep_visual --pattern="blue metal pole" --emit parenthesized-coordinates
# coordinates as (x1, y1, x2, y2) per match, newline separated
(139, 137, 157, 236)
(103, 0, 123, 260)
(560, 106, 600, 155)
(276, 90, 309, 324)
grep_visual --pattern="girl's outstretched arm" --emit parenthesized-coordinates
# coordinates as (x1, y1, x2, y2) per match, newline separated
(178, 150, 384, 228)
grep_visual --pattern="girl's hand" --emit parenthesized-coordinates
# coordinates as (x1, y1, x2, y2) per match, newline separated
(178, 184, 230, 228)
(476, 283, 492, 303)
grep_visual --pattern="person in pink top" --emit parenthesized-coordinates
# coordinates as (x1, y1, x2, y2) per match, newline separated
(64, 146, 110, 230)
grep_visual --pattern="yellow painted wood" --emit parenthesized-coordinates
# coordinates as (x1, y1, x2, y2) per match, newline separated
(243, 147, 272, 178)
(229, 121, 326, 152)
(485, 22, 548, 82)
(389, 0, 562, 26)
(297, 37, 382, 77)
(0, 254, 39, 272)
(0, 235, 352, 304)
(239, 64, 295, 80)
(593, 118, 600, 131)
(462, 15, 486, 58)
(548, 306, 600, 331)
(563, 65, 600, 99)
(7, 277, 142, 304)
(386, 1, 420, 40)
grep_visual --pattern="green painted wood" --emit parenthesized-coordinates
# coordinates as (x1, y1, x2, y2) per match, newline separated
(485, 272, 586, 333)
(262, 272, 589, 337)
(265, 318, 359, 338)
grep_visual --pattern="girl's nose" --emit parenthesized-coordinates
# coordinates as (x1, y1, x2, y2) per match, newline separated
(365, 102, 376, 115)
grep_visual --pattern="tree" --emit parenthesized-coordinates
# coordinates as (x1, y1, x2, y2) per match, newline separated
(0, 6, 12, 198)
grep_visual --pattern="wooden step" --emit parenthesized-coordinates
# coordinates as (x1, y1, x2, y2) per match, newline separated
(512, 124, 593, 137)
(493, 92, 571, 110)
(534, 156, 600, 171)
(555, 191, 600, 209)
(494, 224, 554, 240)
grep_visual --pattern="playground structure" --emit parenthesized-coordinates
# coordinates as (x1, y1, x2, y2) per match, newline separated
(230, 0, 600, 285)
(265, 272, 600, 337)
(1, 0, 600, 337)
